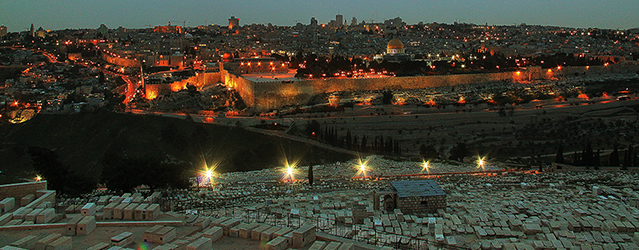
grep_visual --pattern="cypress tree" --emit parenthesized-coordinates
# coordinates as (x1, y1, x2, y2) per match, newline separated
(610, 147, 620, 166)
(583, 143, 594, 166)
(308, 164, 314, 187)
(623, 147, 632, 168)
(353, 135, 359, 151)
(555, 144, 565, 164)
(361, 135, 368, 153)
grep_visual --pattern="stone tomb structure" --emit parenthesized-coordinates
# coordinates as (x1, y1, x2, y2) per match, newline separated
(374, 180, 447, 214)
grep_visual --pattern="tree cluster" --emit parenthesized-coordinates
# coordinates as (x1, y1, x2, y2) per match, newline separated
(306, 121, 401, 156)
(28, 147, 97, 196)
(101, 150, 192, 192)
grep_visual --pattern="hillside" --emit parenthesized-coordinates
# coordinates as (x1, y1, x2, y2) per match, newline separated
(0, 111, 354, 184)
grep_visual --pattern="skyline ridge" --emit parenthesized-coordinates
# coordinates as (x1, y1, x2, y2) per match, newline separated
(1, 0, 638, 32)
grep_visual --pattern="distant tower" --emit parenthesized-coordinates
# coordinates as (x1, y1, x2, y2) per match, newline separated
(335, 14, 343, 28)
(310, 17, 318, 27)
(30, 23, 34, 37)
(351, 17, 358, 26)
(228, 16, 239, 30)
(0, 26, 7, 37)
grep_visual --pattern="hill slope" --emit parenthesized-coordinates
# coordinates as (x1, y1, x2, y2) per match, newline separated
(0, 111, 353, 183)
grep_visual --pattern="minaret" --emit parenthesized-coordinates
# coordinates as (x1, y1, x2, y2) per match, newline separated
(30, 24, 35, 37)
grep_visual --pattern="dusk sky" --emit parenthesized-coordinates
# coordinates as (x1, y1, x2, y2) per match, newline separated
(1, 0, 638, 32)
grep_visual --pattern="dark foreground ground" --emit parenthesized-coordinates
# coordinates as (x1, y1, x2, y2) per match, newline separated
(0, 111, 354, 184)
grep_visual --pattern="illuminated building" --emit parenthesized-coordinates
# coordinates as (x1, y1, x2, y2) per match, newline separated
(228, 16, 239, 30)
(386, 38, 405, 54)
(383, 38, 411, 62)
(0, 26, 7, 37)
(30, 23, 34, 37)
(154, 22, 182, 33)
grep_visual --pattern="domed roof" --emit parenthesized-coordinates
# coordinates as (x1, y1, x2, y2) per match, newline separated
(387, 38, 404, 49)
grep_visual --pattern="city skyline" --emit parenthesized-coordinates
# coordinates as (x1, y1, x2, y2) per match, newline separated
(1, 0, 638, 32)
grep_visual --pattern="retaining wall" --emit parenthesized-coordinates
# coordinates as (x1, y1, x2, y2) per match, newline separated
(0, 182, 47, 202)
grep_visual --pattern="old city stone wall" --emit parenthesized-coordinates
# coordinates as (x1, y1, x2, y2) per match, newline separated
(145, 72, 221, 100)
(210, 64, 639, 111)
(102, 54, 140, 68)
(222, 69, 255, 107)
(246, 67, 545, 111)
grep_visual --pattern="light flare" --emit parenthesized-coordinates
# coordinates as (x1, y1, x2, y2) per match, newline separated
(422, 161, 430, 172)
(476, 156, 486, 168)
(282, 163, 296, 182)
(199, 163, 217, 187)
(355, 158, 370, 178)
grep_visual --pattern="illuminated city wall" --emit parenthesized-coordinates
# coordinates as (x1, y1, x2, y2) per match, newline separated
(239, 64, 639, 111)
(246, 67, 546, 111)
(216, 64, 639, 111)
(102, 54, 140, 68)
(222, 69, 255, 107)
(145, 72, 221, 100)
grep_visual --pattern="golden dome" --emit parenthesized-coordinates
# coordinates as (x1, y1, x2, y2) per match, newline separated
(387, 38, 404, 49)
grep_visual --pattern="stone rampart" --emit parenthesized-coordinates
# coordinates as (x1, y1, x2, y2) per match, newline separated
(102, 54, 140, 68)
(208, 64, 639, 111)
(145, 72, 221, 100)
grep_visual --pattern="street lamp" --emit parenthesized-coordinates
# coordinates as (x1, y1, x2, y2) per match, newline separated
(477, 156, 486, 168)
(356, 158, 369, 178)
(283, 164, 295, 182)
(422, 161, 430, 172)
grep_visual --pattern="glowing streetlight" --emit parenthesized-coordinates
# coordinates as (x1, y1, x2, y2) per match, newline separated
(355, 158, 370, 178)
(35, 175, 42, 182)
(199, 164, 216, 187)
(204, 169, 213, 181)
(422, 161, 430, 171)
(477, 156, 486, 168)
(283, 164, 295, 182)
(287, 166, 294, 176)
